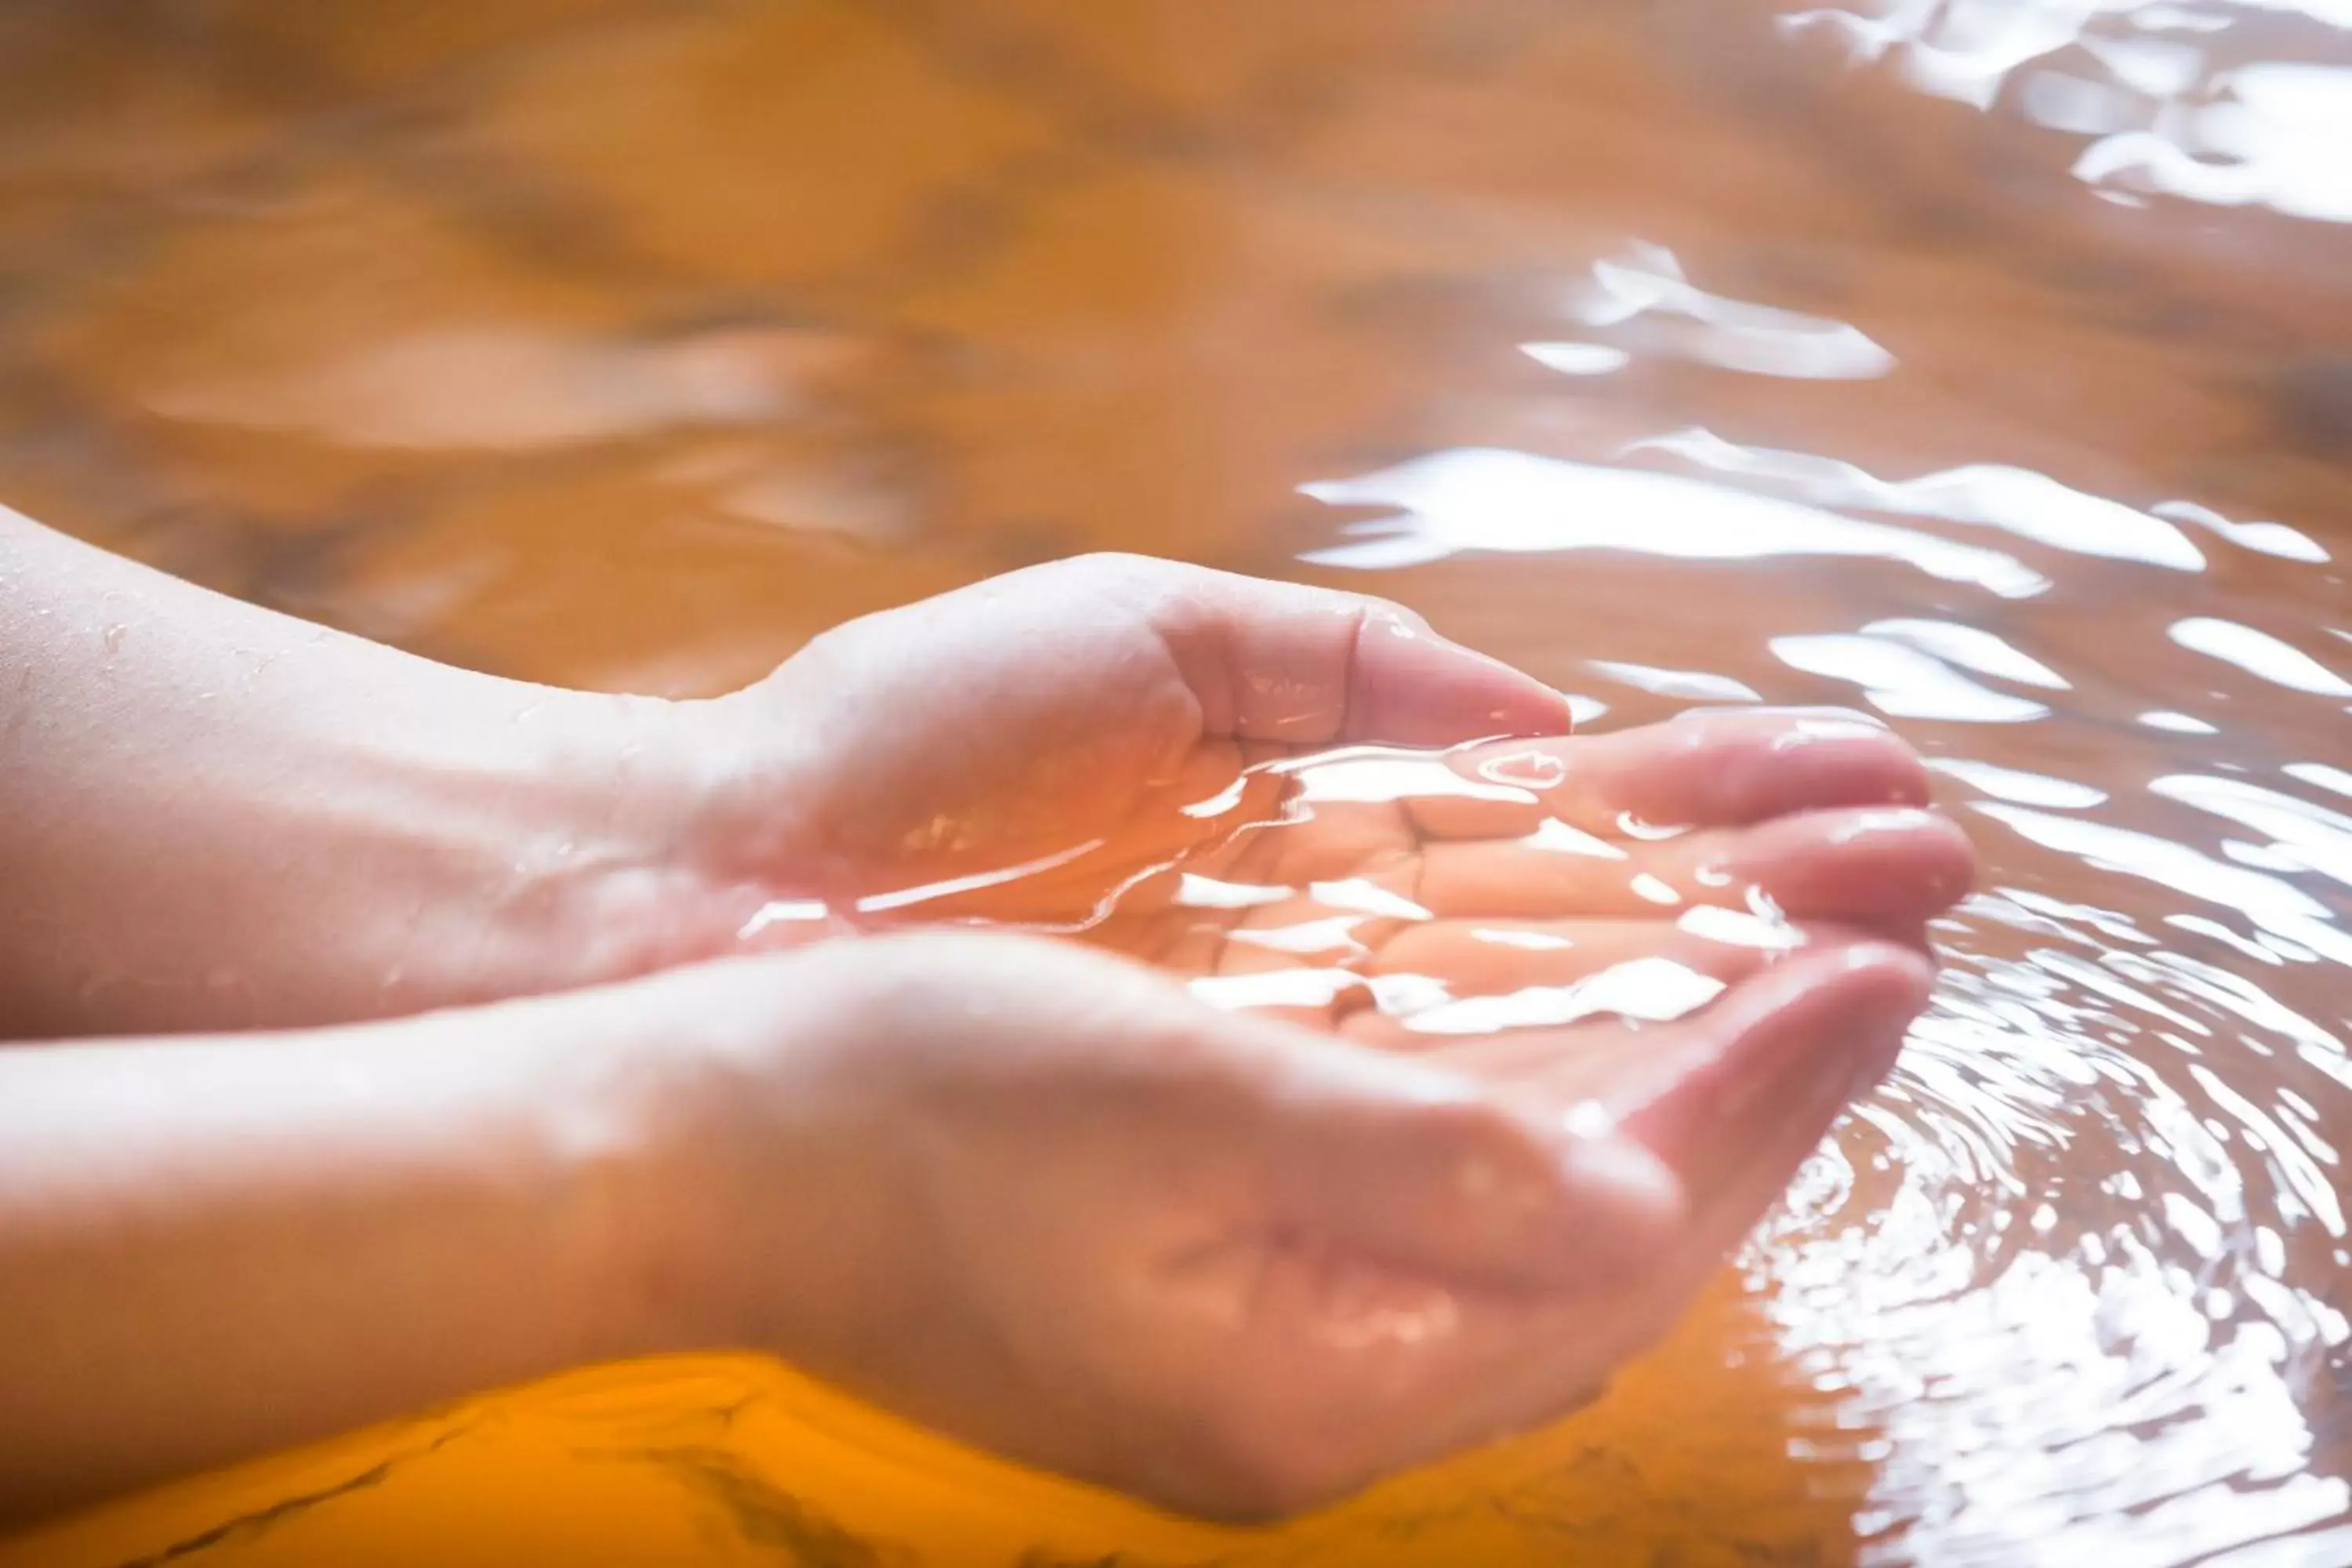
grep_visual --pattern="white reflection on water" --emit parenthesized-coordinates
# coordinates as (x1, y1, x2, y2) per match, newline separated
(1785, 0, 2352, 222)
(1772, 633, 2054, 722)
(1976, 804, 2352, 965)
(1298, 447, 2049, 594)
(1929, 757, 2111, 808)
(1403, 956, 1729, 1036)
(1586, 659, 1763, 702)
(2287, 763, 2352, 798)
(2074, 63, 2352, 223)
(2172, 618, 2352, 699)
(2154, 502, 2331, 566)
(2144, 710, 2224, 734)
(1541, 241, 1898, 379)
(2153, 775, 2352, 891)
(1754, 742, 2352, 1559)
(1864, 619, 2072, 689)
(1298, 397, 2350, 1558)
(1519, 340, 1632, 376)
(1633, 427, 2210, 570)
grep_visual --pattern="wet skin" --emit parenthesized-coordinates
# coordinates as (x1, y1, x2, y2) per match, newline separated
(0, 538, 1973, 1523)
(606, 556, 1975, 1515)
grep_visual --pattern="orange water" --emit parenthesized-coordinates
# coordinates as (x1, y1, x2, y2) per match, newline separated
(2, 0, 2350, 1562)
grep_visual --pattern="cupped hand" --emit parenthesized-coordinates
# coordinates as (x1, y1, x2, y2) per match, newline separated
(602, 554, 1972, 1516)
(659, 552, 1567, 934)
(655, 927, 1936, 1521)
(646, 554, 1972, 982)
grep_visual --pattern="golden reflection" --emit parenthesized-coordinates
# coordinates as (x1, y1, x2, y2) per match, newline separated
(5, 1279, 1865, 1568)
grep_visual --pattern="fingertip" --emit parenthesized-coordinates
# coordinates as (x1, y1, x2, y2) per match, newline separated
(1705, 713, 1936, 820)
(1846, 808, 1980, 912)
(1837, 935, 1940, 989)
(1777, 942, 1937, 1112)
(1611, 938, 1936, 1176)
(1748, 805, 1980, 922)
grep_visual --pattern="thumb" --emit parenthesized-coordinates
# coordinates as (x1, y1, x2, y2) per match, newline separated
(1248, 1030, 1686, 1294)
(1131, 564, 1573, 746)
(1340, 601, 1577, 747)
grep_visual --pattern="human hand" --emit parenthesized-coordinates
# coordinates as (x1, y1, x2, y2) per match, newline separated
(647, 927, 1936, 1520)
(630, 554, 1972, 985)
(0, 518, 1968, 1039)
(5, 516, 1969, 1037)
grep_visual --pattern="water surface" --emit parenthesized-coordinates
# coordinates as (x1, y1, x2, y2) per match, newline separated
(1, 0, 2348, 1563)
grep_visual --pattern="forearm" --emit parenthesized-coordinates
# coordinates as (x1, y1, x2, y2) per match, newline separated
(0, 510, 701, 1036)
(0, 982, 715, 1526)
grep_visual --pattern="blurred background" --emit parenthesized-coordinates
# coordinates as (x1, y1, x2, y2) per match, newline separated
(1, 0, 2349, 1563)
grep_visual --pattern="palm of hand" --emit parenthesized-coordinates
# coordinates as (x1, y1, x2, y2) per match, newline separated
(733, 557, 1961, 960)
(725, 555, 1970, 1250)
(817, 704, 1966, 1091)
(699, 558, 1973, 1515)
(847, 723, 1969, 1514)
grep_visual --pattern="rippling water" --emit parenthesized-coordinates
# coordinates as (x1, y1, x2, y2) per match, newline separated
(1, 0, 2348, 1563)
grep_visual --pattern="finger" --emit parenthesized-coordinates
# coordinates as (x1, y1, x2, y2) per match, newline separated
(1187, 967, 1375, 1030)
(1416, 805, 1976, 924)
(1250, 944, 1930, 1501)
(1214, 897, 1394, 971)
(1345, 916, 1871, 1051)
(1117, 561, 1572, 746)
(1245, 1029, 1686, 1294)
(1364, 913, 1795, 995)
(1221, 796, 1420, 886)
(1392, 938, 1927, 1121)
(1618, 945, 1929, 1250)
(1098, 842, 1426, 975)
(1406, 710, 1933, 840)
(1613, 942, 1932, 1230)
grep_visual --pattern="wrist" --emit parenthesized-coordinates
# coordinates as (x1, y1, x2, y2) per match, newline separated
(424, 684, 713, 998)
(503, 976, 746, 1368)
(552, 685, 854, 974)
(354, 678, 797, 1016)
(592, 949, 916, 1369)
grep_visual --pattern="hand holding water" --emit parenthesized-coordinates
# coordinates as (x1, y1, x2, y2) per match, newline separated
(641, 927, 1939, 1520)
(0, 526, 1975, 1524)
(601, 555, 1974, 1513)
